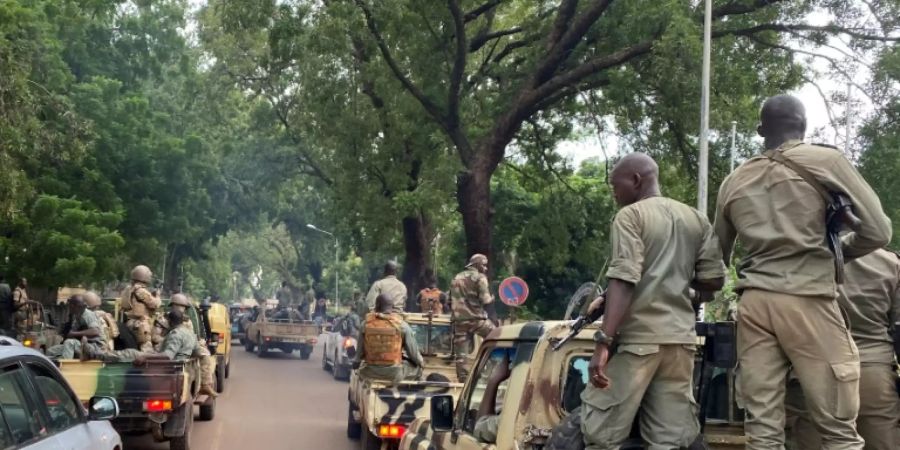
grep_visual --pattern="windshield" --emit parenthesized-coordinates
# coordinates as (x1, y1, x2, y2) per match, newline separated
(408, 323, 452, 354)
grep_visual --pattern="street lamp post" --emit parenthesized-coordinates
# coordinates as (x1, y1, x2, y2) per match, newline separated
(307, 224, 339, 312)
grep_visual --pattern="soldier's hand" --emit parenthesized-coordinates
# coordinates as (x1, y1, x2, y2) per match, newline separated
(587, 295, 606, 315)
(490, 354, 511, 384)
(588, 344, 610, 389)
(133, 356, 148, 367)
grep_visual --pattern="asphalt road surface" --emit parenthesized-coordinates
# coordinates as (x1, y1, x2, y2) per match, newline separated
(125, 338, 357, 450)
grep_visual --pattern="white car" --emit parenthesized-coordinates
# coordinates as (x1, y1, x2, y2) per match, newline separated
(0, 340, 122, 450)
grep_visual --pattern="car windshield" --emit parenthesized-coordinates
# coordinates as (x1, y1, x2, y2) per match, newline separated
(408, 323, 452, 354)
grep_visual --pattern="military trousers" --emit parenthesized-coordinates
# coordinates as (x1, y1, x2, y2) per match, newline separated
(452, 318, 494, 382)
(47, 338, 102, 359)
(196, 343, 216, 387)
(580, 344, 699, 450)
(787, 362, 899, 450)
(126, 317, 154, 352)
(737, 289, 864, 450)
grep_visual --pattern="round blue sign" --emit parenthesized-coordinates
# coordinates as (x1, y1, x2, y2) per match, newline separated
(499, 277, 529, 307)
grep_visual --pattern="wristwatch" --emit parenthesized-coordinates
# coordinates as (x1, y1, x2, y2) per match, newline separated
(593, 329, 614, 346)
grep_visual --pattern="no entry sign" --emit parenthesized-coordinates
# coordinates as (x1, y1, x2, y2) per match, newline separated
(498, 277, 529, 307)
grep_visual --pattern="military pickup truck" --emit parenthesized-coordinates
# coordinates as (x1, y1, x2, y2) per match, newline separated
(399, 320, 746, 450)
(243, 307, 318, 359)
(347, 313, 467, 450)
(18, 300, 63, 353)
(58, 301, 218, 450)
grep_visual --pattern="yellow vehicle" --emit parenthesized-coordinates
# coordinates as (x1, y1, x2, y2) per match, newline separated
(205, 302, 232, 393)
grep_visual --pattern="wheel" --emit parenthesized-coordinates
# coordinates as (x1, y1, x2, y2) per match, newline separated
(299, 346, 311, 360)
(169, 401, 193, 450)
(256, 334, 267, 357)
(244, 337, 254, 353)
(322, 345, 331, 371)
(199, 397, 215, 421)
(225, 361, 230, 378)
(361, 427, 381, 450)
(346, 403, 361, 440)
(215, 364, 225, 393)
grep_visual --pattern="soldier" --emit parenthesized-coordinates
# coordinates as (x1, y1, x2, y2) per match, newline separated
(579, 153, 725, 449)
(450, 254, 495, 382)
(95, 308, 197, 365)
(154, 294, 217, 397)
(785, 248, 900, 450)
(0, 275, 12, 337)
(276, 281, 292, 307)
(12, 278, 28, 336)
(120, 265, 161, 352)
(304, 284, 316, 318)
(47, 295, 105, 359)
(365, 261, 408, 312)
(354, 294, 423, 384)
(417, 278, 447, 315)
(84, 291, 118, 350)
(714, 95, 891, 449)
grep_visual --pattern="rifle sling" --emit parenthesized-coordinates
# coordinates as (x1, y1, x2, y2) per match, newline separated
(762, 149, 836, 209)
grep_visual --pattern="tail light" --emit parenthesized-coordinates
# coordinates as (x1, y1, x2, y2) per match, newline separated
(217, 333, 225, 342)
(377, 424, 406, 439)
(22, 339, 33, 348)
(143, 400, 173, 412)
(343, 337, 356, 349)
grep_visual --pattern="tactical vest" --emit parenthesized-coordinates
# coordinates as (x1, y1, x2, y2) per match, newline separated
(419, 288, 443, 315)
(363, 313, 403, 366)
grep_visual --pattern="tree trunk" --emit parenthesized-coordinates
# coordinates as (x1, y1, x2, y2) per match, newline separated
(400, 212, 432, 311)
(456, 168, 493, 261)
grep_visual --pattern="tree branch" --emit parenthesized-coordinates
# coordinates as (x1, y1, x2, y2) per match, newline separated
(464, 0, 503, 23)
(469, 27, 523, 52)
(534, 0, 614, 86)
(355, 0, 448, 124)
(711, 0, 785, 18)
(447, 0, 467, 129)
(714, 22, 900, 42)
(492, 34, 540, 63)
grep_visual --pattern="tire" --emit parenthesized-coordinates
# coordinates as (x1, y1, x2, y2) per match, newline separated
(169, 402, 193, 450)
(256, 334, 267, 357)
(199, 397, 215, 421)
(299, 346, 311, 360)
(322, 344, 331, 371)
(244, 337, 254, 353)
(215, 365, 225, 393)
(361, 427, 381, 450)
(346, 403, 361, 440)
(225, 362, 230, 379)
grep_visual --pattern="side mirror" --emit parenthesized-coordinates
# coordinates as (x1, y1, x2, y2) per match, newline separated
(430, 395, 454, 432)
(88, 396, 119, 421)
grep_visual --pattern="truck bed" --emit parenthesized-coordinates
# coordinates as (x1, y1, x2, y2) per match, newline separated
(351, 373, 464, 433)
(58, 359, 189, 416)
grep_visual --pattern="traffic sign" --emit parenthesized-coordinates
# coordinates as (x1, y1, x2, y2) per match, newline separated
(498, 277, 529, 307)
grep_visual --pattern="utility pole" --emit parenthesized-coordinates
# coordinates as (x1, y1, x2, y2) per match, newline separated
(845, 83, 853, 156)
(697, 0, 712, 213)
(730, 121, 737, 172)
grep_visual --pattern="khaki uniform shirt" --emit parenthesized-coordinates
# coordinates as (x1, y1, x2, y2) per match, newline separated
(121, 282, 161, 319)
(715, 141, 891, 297)
(12, 288, 27, 308)
(365, 276, 408, 312)
(450, 269, 493, 321)
(159, 326, 197, 360)
(838, 249, 900, 363)
(607, 197, 725, 344)
(71, 309, 104, 347)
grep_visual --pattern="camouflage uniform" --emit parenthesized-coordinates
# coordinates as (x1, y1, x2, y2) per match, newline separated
(121, 282, 160, 352)
(47, 309, 105, 359)
(365, 275, 408, 313)
(12, 287, 28, 336)
(154, 315, 216, 389)
(451, 268, 494, 382)
(98, 325, 197, 362)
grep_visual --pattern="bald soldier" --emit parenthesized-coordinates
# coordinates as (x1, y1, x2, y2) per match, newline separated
(786, 248, 900, 450)
(451, 253, 496, 382)
(365, 261, 408, 312)
(579, 153, 725, 449)
(714, 95, 892, 449)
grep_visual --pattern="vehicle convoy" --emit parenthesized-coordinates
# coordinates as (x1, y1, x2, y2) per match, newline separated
(321, 315, 359, 381)
(17, 300, 63, 353)
(203, 301, 232, 393)
(59, 299, 218, 450)
(348, 312, 466, 450)
(399, 320, 746, 450)
(0, 342, 122, 450)
(243, 307, 318, 359)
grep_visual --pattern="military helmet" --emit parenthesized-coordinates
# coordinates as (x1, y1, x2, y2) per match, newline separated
(465, 253, 488, 268)
(131, 265, 152, 284)
(83, 291, 102, 308)
(170, 293, 191, 308)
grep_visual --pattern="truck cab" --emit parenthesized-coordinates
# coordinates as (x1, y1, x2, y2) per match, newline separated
(400, 321, 745, 450)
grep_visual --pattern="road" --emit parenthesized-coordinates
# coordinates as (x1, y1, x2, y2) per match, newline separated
(125, 339, 357, 450)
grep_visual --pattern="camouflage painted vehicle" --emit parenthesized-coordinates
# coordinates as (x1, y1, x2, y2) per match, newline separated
(243, 307, 318, 359)
(399, 320, 746, 450)
(18, 300, 63, 353)
(347, 312, 468, 450)
(57, 300, 217, 450)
